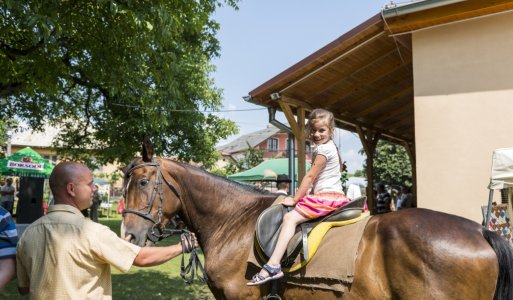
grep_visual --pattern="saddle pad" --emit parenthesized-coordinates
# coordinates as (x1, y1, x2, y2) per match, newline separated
(247, 215, 371, 293)
(284, 212, 370, 272)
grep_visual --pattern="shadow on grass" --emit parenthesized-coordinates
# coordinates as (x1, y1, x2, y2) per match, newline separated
(113, 270, 213, 300)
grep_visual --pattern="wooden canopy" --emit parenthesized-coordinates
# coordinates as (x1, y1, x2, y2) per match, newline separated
(245, 0, 513, 211)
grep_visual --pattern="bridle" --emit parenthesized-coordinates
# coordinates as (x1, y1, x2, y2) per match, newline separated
(122, 160, 181, 242)
(122, 159, 208, 284)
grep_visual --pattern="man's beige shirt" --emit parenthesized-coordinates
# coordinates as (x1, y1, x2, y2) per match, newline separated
(16, 204, 141, 300)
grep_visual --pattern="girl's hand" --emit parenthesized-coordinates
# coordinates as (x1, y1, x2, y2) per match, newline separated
(281, 196, 296, 207)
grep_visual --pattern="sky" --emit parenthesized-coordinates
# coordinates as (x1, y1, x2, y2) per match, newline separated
(212, 0, 389, 173)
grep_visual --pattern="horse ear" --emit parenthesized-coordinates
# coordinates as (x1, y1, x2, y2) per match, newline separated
(142, 136, 154, 162)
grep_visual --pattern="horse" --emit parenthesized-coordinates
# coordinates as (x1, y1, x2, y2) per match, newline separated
(121, 143, 513, 299)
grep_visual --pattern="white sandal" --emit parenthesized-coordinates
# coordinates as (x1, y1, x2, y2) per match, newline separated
(247, 264, 283, 286)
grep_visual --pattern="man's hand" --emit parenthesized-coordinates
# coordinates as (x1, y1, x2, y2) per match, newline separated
(180, 233, 199, 253)
(280, 196, 296, 207)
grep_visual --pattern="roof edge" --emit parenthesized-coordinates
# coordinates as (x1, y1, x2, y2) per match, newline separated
(382, 0, 466, 18)
(249, 13, 383, 98)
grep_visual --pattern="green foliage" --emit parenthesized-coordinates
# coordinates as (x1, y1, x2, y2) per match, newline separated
(224, 142, 264, 174)
(363, 140, 412, 188)
(353, 169, 365, 177)
(97, 170, 123, 185)
(210, 168, 227, 177)
(340, 161, 348, 188)
(0, 0, 239, 167)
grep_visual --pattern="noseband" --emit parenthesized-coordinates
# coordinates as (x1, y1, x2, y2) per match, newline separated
(122, 161, 181, 242)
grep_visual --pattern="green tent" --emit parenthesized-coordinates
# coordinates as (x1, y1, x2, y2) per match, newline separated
(0, 147, 55, 178)
(228, 158, 311, 182)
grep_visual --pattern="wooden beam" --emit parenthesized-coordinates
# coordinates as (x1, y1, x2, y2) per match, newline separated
(352, 86, 413, 117)
(372, 97, 413, 124)
(330, 66, 412, 113)
(278, 100, 307, 188)
(311, 46, 399, 105)
(324, 53, 412, 109)
(278, 101, 300, 136)
(280, 95, 314, 111)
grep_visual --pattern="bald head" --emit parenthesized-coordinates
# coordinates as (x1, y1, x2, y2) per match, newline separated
(50, 162, 93, 206)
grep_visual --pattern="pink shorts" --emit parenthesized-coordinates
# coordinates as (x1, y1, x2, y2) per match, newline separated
(294, 191, 350, 219)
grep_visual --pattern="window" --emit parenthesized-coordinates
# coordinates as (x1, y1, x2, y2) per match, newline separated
(268, 138, 278, 152)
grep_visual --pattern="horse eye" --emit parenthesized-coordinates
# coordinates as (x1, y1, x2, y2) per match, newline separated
(139, 179, 149, 187)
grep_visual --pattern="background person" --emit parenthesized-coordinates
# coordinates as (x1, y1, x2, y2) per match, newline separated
(375, 183, 392, 214)
(90, 186, 101, 222)
(397, 185, 414, 209)
(346, 183, 362, 201)
(0, 178, 15, 215)
(275, 174, 291, 195)
(16, 161, 196, 299)
(0, 207, 17, 290)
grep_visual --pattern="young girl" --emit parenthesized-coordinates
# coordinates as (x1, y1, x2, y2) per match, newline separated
(248, 108, 350, 286)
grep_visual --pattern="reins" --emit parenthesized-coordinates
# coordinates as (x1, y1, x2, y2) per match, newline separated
(122, 160, 208, 284)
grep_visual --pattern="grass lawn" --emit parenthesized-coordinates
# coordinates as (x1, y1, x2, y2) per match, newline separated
(1, 215, 214, 300)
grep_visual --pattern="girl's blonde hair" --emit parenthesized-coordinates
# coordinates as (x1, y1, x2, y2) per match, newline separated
(306, 108, 335, 140)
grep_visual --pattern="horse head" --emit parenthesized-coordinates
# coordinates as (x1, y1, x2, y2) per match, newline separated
(121, 138, 182, 246)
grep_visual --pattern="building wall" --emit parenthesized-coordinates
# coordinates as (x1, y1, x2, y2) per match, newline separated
(413, 11, 513, 222)
(258, 132, 312, 160)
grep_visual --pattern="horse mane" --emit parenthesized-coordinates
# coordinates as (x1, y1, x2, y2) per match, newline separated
(163, 157, 274, 196)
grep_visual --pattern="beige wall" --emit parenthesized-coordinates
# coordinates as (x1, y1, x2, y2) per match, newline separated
(413, 11, 513, 222)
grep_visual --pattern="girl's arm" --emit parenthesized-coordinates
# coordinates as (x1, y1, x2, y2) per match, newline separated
(284, 154, 327, 205)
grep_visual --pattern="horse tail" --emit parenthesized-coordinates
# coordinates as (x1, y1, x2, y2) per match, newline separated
(483, 229, 513, 300)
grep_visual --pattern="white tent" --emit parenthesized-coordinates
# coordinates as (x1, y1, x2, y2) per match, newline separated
(488, 148, 513, 190)
(484, 148, 513, 226)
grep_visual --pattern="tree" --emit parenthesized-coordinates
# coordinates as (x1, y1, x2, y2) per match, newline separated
(0, 0, 239, 168)
(373, 140, 412, 188)
(361, 140, 412, 188)
(223, 143, 264, 175)
(353, 169, 365, 177)
(0, 119, 19, 158)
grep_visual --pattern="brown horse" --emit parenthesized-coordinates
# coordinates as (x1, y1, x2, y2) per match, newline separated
(121, 145, 513, 299)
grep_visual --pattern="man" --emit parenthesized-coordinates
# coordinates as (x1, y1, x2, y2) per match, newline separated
(17, 162, 194, 299)
(375, 183, 392, 214)
(90, 185, 101, 222)
(275, 174, 291, 195)
(0, 207, 17, 290)
(0, 178, 15, 215)
(397, 185, 414, 210)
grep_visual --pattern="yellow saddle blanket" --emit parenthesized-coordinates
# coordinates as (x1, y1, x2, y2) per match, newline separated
(248, 212, 371, 292)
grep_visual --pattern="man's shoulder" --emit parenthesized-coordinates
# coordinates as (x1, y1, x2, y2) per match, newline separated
(1, 185, 14, 191)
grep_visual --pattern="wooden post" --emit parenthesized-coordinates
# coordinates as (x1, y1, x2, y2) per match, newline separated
(297, 107, 306, 183)
(357, 127, 380, 214)
(278, 101, 307, 185)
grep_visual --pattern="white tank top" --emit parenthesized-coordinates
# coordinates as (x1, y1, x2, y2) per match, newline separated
(312, 140, 343, 194)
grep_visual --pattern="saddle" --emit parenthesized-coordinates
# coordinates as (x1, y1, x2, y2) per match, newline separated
(255, 196, 367, 270)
